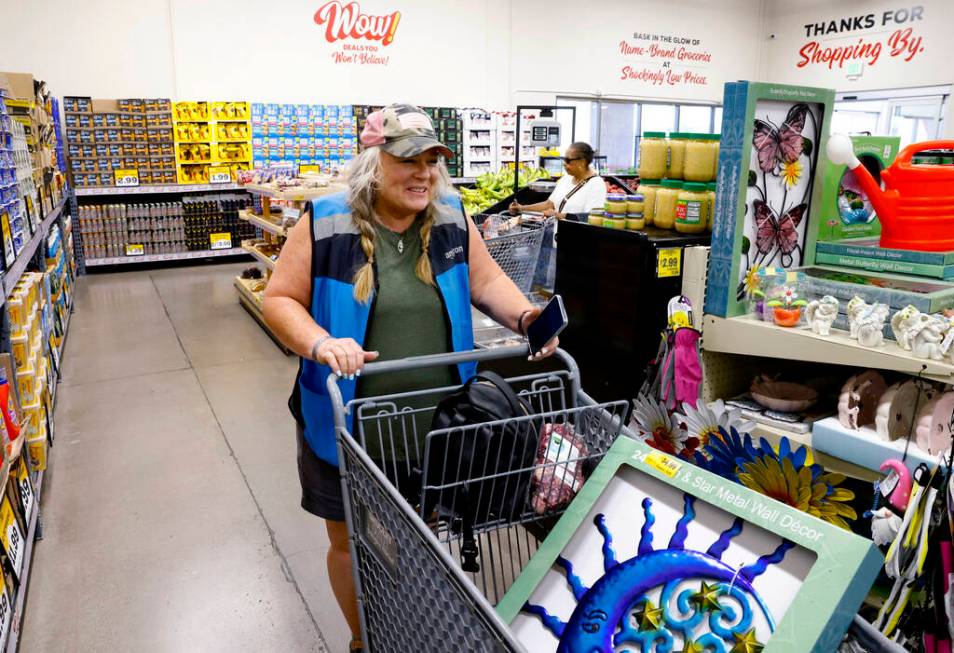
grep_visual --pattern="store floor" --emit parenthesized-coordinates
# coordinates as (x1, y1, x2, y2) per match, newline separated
(20, 262, 345, 652)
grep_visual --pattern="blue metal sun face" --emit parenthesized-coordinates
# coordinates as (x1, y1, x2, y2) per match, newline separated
(523, 495, 792, 653)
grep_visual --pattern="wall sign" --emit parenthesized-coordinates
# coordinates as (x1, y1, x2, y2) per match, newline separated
(314, 1, 401, 67)
(796, 6, 926, 71)
(618, 32, 713, 87)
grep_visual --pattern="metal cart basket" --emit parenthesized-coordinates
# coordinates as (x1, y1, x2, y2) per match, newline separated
(330, 346, 633, 652)
(474, 215, 552, 294)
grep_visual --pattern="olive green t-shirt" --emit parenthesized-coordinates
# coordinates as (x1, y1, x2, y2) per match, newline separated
(358, 217, 458, 461)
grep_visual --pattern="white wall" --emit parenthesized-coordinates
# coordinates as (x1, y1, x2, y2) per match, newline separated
(511, 0, 767, 106)
(0, 0, 177, 98)
(762, 0, 954, 93)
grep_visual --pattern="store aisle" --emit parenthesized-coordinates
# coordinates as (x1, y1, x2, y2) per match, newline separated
(19, 262, 350, 652)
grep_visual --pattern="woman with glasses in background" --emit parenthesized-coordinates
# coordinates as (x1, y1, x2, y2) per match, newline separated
(509, 141, 606, 219)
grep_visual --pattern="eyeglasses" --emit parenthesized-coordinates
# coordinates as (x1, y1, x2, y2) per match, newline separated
(562, 157, 583, 164)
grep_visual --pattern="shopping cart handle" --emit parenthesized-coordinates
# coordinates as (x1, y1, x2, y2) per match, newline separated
(358, 345, 531, 377)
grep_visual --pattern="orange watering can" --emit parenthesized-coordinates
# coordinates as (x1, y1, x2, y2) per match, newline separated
(827, 134, 954, 252)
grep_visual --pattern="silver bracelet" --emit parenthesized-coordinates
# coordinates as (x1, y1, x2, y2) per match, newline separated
(311, 335, 332, 361)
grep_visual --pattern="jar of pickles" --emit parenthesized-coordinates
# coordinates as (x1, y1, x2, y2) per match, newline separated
(588, 208, 605, 225)
(637, 132, 668, 179)
(675, 182, 709, 234)
(626, 193, 644, 214)
(636, 179, 660, 225)
(706, 182, 717, 232)
(667, 132, 687, 179)
(626, 213, 645, 230)
(708, 135, 721, 180)
(684, 134, 712, 182)
(605, 194, 628, 215)
(602, 216, 626, 229)
(654, 180, 683, 229)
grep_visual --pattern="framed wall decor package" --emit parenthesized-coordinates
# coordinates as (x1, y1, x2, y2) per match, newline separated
(706, 82, 835, 318)
(497, 437, 882, 653)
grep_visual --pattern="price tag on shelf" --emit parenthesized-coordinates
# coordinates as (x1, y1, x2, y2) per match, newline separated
(208, 166, 232, 184)
(210, 233, 232, 250)
(125, 243, 144, 257)
(0, 585, 11, 648)
(656, 248, 682, 278)
(0, 497, 24, 578)
(15, 460, 33, 523)
(643, 451, 683, 478)
(299, 164, 321, 174)
(114, 169, 140, 187)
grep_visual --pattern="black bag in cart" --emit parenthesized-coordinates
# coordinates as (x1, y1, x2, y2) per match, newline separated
(420, 371, 539, 572)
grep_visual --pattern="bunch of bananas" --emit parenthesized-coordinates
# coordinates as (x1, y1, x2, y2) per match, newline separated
(460, 166, 549, 216)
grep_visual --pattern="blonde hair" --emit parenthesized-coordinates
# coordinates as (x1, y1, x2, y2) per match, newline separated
(347, 147, 453, 303)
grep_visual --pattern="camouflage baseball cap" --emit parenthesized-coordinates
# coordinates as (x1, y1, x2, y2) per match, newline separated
(359, 104, 454, 160)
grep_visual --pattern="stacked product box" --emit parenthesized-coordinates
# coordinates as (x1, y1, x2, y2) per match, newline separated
(0, 92, 21, 271)
(461, 109, 497, 177)
(251, 103, 356, 172)
(65, 97, 177, 187)
(7, 272, 53, 471)
(422, 107, 462, 177)
(174, 101, 252, 184)
(11, 120, 36, 244)
(45, 224, 73, 369)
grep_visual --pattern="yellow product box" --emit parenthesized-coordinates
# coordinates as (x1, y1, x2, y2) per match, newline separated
(26, 431, 47, 472)
(10, 334, 27, 370)
(20, 400, 39, 439)
(15, 367, 35, 406)
(28, 340, 41, 371)
(6, 298, 24, 333)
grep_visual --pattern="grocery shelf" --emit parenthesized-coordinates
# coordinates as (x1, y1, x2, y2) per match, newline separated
(238, 209, 286, 237)
(52, 301, 74, 411)
(239, 183, 345, 202)
(3, 470, 43, 653)
(241, 240, 276, 270)
(3, 197, 67, 297)
(74, 182, 241, 196)
(702, 314, 954, 385)
(84, 247, 248, 267)
(234, 276, 291, 354)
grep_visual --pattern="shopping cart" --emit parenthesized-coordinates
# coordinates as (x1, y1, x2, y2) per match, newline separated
(474, 214, 552, 294)
(330, 345, 633, 652)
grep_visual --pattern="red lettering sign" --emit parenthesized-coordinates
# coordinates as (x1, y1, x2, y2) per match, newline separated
(314, 1, 401, 47)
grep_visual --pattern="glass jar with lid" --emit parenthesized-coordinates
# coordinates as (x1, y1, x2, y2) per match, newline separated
(667, 132, 687, 179)
(626, 213, 645, 230)
(602, 215, 626, 229)
(626, 193, 644, 214)
(636, 179, 660, 226)
(605, 194, 628, 215)
(654, 179, 683, 229)
(675, 182, 709, 234)
(637, 132, 668, 179)
(708, 135, 721, 182)
(683, 133, 711, 182)
(588, 208, 605, 225)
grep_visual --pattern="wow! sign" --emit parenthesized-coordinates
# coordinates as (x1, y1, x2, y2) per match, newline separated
(314, 1, 402, 47)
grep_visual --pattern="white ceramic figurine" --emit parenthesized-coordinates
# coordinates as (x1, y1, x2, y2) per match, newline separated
(804, 295, 839, 335)
(890, 305, 922, 350)
(846, 296, 869, 339)
(910, 314, 949, 361)
(855, 302, 890, 348)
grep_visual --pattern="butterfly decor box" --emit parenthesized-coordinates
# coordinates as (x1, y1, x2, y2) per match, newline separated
(497, 437, 882, 653)
(705, 82, 835, 318)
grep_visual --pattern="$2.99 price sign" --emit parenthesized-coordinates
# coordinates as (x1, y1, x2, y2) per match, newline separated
(114, 168, 139, 187)
(656, 248, 682, 278)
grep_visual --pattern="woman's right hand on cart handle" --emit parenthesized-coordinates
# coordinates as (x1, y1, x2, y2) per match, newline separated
(316, 337, 379, 380)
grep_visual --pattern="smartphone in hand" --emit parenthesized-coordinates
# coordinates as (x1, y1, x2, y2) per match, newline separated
(527, 295, 568, 356)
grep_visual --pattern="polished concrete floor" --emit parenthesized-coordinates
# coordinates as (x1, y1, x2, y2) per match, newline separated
(19, 262, 348, 652)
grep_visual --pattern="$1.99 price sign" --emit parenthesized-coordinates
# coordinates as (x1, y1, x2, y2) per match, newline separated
(0, 497, 24, 578)
(114, 168, 139, 187)
(208, 166, 232, 184)
(656, 248, 682, 278)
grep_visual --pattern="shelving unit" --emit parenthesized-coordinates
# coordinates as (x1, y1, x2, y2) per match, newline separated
(702, 313, 954, 384)
(241, 240, 276, 270)
(234, 275, 289, 354)
(4, 469, 43, 653)
(75, 182, 241, 196)
(84, 246, 247, 267)
(4, 197, 67, 297)
(238, 209, 286, 237)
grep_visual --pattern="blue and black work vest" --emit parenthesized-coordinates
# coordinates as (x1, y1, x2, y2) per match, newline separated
(290, 192, 476, 465)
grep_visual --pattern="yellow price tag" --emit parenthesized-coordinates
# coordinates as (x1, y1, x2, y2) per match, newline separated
(125, 243, 144, 257)
(16, 459, 33, 521)
(0, 498, 24, 576)
(656, 248, 682, 278)
(210, 232, 232, 250)
(208, 165, 232, 184)
(114, 168, 139, 187)
(644, 451, 683, 478)
(299, 164, 322, 174)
